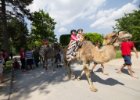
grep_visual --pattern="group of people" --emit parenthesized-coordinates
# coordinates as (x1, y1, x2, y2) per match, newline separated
(66, 28, 84, 61)
(0, 49, 12, 83)
(19, 47, 40, 72)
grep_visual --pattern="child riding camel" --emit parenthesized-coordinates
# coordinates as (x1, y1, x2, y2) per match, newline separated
(66, 29, 78, 61)
(66, 29, 84, 61)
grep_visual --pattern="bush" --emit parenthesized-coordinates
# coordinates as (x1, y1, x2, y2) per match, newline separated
(116, 50, 122, 59)
(4, 60, 13, 73)
(84, 33, 103, 44)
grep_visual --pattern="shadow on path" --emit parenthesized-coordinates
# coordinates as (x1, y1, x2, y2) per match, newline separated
(74, 70, 124, 86)
(10, 67, 68, 100)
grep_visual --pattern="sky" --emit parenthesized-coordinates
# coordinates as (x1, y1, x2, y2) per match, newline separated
(27, 0, 140, 39)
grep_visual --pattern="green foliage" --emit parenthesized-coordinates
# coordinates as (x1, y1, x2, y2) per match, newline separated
(5, 60, 13, 68)
(59, 33, 103, 46)
(60, 34, 70, 46)
(115, 50, 122, 59)
(7, 18, 28, 52)
(84, 33, 103, 44)
(0, 0, 33, 51)
(27, 36, 42, 49)
(114, 8, 140, 49)
(31, 10, 56, 43)
(3, 60, 13, 73)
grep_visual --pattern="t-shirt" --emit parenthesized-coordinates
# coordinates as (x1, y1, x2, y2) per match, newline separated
(25, 51, 33, 59)
(20, 51, 25, 59)
(77, 33, 84, 41)
(121, 41, 134, 56)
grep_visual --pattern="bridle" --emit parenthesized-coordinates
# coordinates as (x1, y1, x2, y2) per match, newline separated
(105, 34, 119, 45)
(110, 35, 118, 45)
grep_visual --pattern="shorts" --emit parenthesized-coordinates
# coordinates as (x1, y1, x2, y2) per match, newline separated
(123, 55, 131, 65)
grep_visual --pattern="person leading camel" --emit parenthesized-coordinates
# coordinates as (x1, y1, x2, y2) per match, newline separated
(117, 31, 138, 78)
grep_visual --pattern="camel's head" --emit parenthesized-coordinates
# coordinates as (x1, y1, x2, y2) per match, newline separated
(103, 33, 119, 46)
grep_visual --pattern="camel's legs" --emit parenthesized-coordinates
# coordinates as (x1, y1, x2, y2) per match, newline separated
(66, 61, 75, 80)
(51, 58, 55, 71)
(83, 63, 97, 92)
(91, 63, 108, 75)
(63, 60, 72, 79)
(77, 63, 90, 80)
(91, 63, 97, 72)
(44, 60, 48, 70)
(101, 64, 108, 75)
(77, 69, 85, 80)
(67, 62, 71, 79)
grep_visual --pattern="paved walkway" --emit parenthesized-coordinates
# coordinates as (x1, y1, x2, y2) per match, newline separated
(0, 73, 11, 100)
(1, 53, 140, 100)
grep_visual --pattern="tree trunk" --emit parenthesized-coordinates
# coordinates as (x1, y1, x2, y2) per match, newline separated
(1, 0, 10, 52)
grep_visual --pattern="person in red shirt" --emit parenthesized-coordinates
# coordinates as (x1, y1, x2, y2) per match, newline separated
(19, 48, 26, 72)
(117, 37, 138, 78)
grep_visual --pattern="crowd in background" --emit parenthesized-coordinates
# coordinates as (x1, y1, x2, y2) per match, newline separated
(0, 46, 63, 83)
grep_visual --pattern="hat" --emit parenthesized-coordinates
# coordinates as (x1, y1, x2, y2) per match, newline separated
(118, 31, 132, 39)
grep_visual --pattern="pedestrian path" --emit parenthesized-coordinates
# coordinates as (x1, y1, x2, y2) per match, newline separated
(1, 55, 140, 100)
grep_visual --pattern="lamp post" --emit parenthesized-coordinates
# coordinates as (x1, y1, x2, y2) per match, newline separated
(9, 37, 13, 59)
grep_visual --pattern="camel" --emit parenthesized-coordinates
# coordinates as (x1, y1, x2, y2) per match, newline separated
(89, 33, 120, 75)
(39, 43, 60, 70)
(65, 32, 120, 92)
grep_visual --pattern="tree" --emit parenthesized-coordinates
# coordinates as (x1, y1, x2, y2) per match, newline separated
(114, 8, 140, 45)
(85, 33, 103, 44)
(0, 0, 33, 51)
(31, 10, 56, 43)
(7, 18, 28, 52)
(60, 34, 70, 46)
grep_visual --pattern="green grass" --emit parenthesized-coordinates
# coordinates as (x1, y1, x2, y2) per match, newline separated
(3, 60, 13, 73)
(116, 50, 122, 59)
